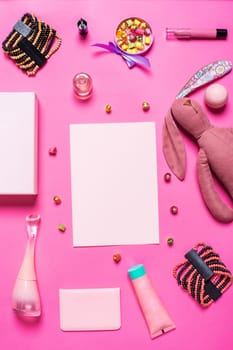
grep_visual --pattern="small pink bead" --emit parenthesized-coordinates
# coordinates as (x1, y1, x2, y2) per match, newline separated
(170, 205, 178, 215)
(48, 147, 57, 156)
(164, 172, 171, 182)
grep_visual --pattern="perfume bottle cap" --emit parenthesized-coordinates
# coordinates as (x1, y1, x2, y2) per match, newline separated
(26, 213, 40, 238)
(77, 18, 88, 36)
(73, 72, 93, 100)
(128, 264, 146, 280)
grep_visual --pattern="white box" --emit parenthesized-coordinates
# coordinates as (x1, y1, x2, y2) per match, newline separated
(0, 92, 38, 196)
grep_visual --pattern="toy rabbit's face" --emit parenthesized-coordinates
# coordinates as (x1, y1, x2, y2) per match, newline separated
(171, 98, 211, 139)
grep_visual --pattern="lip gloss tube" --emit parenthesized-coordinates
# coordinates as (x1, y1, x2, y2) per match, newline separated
(128, 264, 175, 339)
(166, 28, 228, 40)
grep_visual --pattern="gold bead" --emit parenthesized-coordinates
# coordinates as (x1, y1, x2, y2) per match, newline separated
(105, 104, 112, 113)
(58, 224, 66, 232)
(113, 253, 121, 263)
(53, 195, 62, 205)
(167, 237, 174, 246)
(142, 101, 150, 111)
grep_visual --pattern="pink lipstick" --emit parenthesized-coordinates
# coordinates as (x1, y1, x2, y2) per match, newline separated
(166, 28, 228, 40)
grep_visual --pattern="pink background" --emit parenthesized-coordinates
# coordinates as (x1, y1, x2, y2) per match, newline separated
(0, 1, 233, 349)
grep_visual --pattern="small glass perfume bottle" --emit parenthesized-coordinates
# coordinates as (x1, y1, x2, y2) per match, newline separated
(73, 72, 93, 100)
(12, 214, 41, 317)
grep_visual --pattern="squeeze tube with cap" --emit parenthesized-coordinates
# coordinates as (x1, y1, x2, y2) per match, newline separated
(128, 264, 175, 338)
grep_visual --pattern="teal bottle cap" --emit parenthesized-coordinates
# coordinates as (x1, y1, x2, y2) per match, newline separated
(128, 264, 146, 280)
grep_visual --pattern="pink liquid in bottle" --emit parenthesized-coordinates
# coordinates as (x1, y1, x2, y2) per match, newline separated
(12, 214, 41, 317)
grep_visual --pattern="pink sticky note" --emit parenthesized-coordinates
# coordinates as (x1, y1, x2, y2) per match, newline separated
(59, 288, 121, 331)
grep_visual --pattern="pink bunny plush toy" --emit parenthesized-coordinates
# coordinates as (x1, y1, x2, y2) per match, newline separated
(163, 98, 233, 223)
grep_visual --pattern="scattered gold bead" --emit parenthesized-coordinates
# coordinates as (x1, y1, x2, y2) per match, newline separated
(53, 195, 62, 205)
(167, 237, 174, 246)
(142, 101, 150, 111)
(58, 224, 66, 232)
(105, 104, 112, 113)
(113, 253, 121, 263)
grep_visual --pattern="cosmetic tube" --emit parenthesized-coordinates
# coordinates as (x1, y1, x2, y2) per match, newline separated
(166, 28, 227, 40)
(128, 264, 175, 338)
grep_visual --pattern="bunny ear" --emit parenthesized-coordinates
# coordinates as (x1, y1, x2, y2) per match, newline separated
(162, 109, 186, 181)
(197, 149, 233, 223)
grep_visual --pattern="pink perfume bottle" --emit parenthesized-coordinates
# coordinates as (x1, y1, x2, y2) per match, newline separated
(73, 72, 93, 100)
(12, 214, 41, 317)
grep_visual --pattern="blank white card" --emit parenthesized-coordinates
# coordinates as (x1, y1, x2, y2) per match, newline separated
(70, 122, 159, 246)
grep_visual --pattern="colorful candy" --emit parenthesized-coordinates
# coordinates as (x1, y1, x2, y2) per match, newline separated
(128, 42, 136, 49)
(127, 48, 137, 54)
(115, 17, 153, 55)
(134, 19, 141, 27)
(145, 36, 151, 45)
(121, 44, 128, 51)
(136, 42, 144, 51)
(126, 19, 133, 27)
(128, 34, 137, 42)
(121, 32, 127, 40)
(135, 28, 144, 36)
(140, 22, 147, 29)
(144, 28, 151, 36)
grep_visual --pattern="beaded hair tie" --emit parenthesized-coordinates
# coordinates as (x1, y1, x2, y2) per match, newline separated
(2, 13, 62, 76)
(173, 243, 232, 307)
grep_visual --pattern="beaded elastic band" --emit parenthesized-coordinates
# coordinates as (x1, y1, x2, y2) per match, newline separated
(2, 13, 62, 76)
(173, 242, 232, 307)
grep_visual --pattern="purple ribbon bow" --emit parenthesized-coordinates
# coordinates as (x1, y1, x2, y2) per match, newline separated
(92, 41, 151, 69)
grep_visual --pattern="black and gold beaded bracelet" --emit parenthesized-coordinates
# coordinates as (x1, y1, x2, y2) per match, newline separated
(2, 13, 62, 76)
(173, 242, 232, 307)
